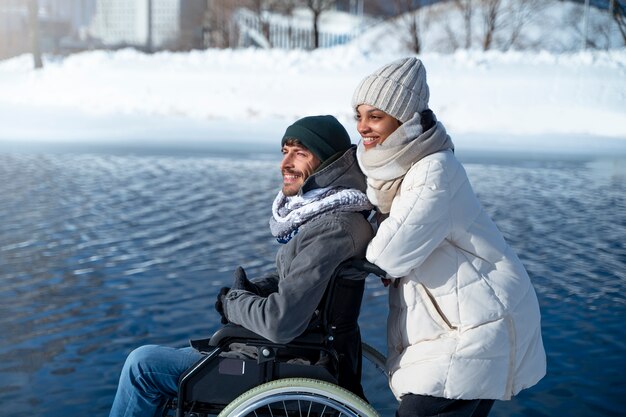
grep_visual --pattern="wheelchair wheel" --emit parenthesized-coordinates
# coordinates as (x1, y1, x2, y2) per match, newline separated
(361, 343, 396, 417)
(217, 377, 378, 417)
(362, 343, 386, 372)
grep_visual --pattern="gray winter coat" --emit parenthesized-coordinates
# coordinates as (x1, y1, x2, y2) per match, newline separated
(222, 146, 373, 394)
(223, 146, 372, 341)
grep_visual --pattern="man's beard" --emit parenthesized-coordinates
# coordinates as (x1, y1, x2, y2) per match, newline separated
(282, 184, 299, 196)
(282, 170, 304, 196)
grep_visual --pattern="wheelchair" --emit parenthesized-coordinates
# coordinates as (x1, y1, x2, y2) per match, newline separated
(166, 261, 390, 417)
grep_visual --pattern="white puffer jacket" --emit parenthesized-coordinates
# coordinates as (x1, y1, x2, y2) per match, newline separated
(366, 149, 546, 401)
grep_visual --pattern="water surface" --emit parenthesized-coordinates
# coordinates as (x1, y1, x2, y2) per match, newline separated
(0, 149, 624, 416)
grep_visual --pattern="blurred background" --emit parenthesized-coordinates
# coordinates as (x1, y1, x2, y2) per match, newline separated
(0, 2, 625, 417)
(1, 0, 624, 66)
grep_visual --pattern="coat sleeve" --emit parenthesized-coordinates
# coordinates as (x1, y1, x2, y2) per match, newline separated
(366, 158, 452, 278)
(223, 218, 360, 344)
(250, 272, 279, 297)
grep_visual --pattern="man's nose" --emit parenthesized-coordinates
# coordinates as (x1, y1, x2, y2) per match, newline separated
(280, 153, 293, 170)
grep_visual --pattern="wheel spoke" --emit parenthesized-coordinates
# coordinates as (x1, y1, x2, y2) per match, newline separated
(218, 377, 379, 417)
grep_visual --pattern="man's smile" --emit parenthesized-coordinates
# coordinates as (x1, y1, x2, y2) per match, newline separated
(282, 171, 302, 183)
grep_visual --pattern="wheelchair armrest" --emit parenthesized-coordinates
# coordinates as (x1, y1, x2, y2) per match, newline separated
(351, 259, 387, 278)
(209, 324, 263, 345)
(190, 324, 328, 352)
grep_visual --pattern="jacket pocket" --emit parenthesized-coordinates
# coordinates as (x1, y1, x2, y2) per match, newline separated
(417, 284, 457, 331)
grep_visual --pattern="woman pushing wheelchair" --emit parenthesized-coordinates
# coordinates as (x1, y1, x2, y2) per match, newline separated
(351, 57, 546, 417)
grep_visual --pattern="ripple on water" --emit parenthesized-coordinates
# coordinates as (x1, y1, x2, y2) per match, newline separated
(1, 153, 625, 416)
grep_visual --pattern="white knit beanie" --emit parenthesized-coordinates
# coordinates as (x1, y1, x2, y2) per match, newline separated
(351, 57, 429, 123)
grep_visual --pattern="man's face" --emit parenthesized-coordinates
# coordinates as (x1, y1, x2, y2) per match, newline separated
(280, 142, 321, 196)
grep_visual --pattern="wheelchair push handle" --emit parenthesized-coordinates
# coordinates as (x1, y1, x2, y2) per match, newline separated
(351, 259, 387, 278)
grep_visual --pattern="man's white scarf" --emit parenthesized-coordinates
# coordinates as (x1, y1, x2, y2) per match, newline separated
(356, 112, 454, 214)
(269, 187, 373, 243)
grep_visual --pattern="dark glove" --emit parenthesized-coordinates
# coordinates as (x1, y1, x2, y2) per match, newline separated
(214, 286, 230, 324)
(420, 109, 436, 131)
(231, 266, 259, 293)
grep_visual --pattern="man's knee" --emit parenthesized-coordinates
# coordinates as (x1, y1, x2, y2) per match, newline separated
(123, 345, 163, 377)
(121, 344, 199, 397)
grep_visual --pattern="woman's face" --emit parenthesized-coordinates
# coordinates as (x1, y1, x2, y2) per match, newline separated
(355, 104, 401, 150)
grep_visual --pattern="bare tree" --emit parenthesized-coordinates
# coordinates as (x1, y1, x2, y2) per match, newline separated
(453, 0, 473, 49)
(610, 0, 626, 46)
(392, 0, 425, 54)
(204, 0, 249, 48)
(482, 0, 547, 52)
(27, 0, 43, 69)
(249, 0, 283, 47)
(274, 0, 299, 49)
(556, 1, 620, 51)
(303, 0, 336, 49)
(480, 0, 501, 51)
(498, 0, 541, 50)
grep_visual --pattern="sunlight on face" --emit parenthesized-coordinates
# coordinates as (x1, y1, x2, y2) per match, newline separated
(280, 142, 321, 196)
(354, 104, 401, 150)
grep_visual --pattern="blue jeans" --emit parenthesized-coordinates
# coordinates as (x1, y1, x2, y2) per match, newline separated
(109, 345, 204, 417)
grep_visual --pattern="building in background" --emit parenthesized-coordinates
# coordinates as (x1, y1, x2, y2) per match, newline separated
(0, 0, 206, 59)
(1, 0, 622, 60)
(0, 0, 99, 59)
(90, 0, 179, 50)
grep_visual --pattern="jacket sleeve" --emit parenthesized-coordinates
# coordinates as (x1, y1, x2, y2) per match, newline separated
(366, 158, 452, 278)
(250, 272, 279, 297)
(223, 218, 359, 344)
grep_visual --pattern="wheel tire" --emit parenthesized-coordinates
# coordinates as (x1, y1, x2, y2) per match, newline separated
(360, 343, 397, 417)
(217, 377, 379, 417)
(362, 343, 386, 373)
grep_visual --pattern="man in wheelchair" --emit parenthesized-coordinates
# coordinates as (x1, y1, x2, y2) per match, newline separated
(109, 115, 374, 417)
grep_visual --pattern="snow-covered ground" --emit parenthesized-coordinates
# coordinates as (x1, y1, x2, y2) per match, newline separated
(0, 1, 625, 155)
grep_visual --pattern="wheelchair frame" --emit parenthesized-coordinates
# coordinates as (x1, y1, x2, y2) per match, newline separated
(169, 261, 390, 417)
(169, 332, 386, 417)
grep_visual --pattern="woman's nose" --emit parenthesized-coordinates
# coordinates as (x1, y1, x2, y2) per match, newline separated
(357, 119, 369, 134)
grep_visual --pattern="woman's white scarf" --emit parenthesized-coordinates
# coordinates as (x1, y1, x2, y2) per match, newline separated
(270, 187, 372, 243)
(356, 112, 454, 214)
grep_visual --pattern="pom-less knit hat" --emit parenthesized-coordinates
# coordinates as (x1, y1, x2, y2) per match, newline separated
(351, 57, 429, 123)
(281, 115, 352, 162)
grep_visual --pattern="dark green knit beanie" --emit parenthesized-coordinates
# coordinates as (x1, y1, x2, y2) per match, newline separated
(281, 115, 352, 162)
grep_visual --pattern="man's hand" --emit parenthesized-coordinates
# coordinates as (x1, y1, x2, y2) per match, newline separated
(232, 266, 258, 293)
(214, 267, 258, 325)
(214, 287, 230, 324)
